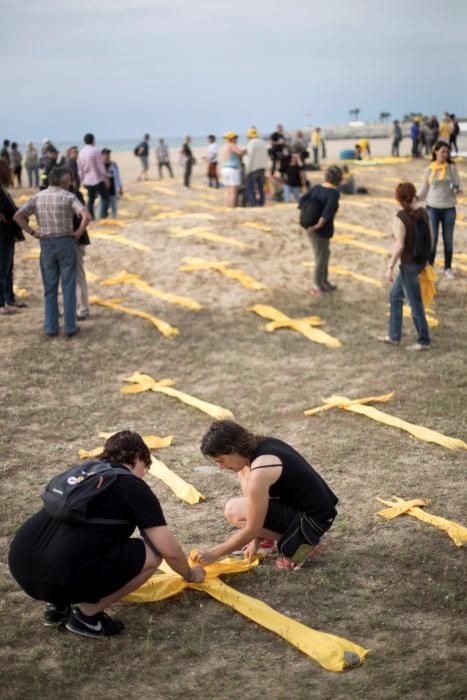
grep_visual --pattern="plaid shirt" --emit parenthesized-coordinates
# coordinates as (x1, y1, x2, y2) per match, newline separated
(18, 187, 85, 239)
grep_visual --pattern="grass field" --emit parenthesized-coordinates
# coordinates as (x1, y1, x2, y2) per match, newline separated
(1, 160, 466, 700)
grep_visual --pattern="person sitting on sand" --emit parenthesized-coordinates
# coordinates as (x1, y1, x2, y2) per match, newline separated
(338, 165, 355, 194)
(8, 431, 205, 638)
(378, 182, 431, 351)
(192, 420, 338, 570)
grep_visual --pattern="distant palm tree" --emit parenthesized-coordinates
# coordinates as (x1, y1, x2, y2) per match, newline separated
(349, 108, 361, 121)
(380, 111, 391, 122)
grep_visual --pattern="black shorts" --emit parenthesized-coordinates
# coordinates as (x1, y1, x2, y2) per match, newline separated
(263, 499, 336, 544)
(10, 538, 146, 607)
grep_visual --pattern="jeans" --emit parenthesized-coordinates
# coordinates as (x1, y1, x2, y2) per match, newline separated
(308, 233, 330, 287)
(85, 181, 109, 219)
(391, 140, 400, 157)
(0, 237, 15, 307)
(427, 206, 455, 270)
(246, 169, 265, 206)
(284, 185, 301, 203)
(158, 162, 174, 178)
(27, 166, 40, 188)
(39, 237, 77, 335)
(388, 264, 430, 345)
(100, 195, 117, 219)
(76, 245, 89, 317)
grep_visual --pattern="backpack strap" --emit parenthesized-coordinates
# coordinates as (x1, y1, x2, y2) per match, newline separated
(84, 464, 134, 525)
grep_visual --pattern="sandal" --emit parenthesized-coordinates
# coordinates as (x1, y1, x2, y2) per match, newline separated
(276, 542, 324, 570)
(377, 335, 400, 346)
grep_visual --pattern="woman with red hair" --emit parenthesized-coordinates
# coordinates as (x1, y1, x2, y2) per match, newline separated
(378, 182, 431, 351)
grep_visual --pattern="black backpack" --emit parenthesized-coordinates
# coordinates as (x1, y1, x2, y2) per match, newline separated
(412, 216, 432, 265)
(298, 188, 323, 228)
(41, 460, 133, 525)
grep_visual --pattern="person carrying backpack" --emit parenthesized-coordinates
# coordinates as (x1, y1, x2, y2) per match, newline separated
(378, 182, 432, 351)
(299, 165, 342, 296)
(8, 431, 205, 638)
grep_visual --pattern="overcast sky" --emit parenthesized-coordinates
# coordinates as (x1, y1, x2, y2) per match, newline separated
(2, 0, 466, 141)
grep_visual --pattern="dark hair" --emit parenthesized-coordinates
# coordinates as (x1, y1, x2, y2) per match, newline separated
(395, 182, 416, 209)
(324, 165, 343, 186)
(11, 142, 18, 149)
(98, 430, 151, 468)
(0, 160, 11, 186)
(3, 139, 9, 147)
(48, 167, 71, 187)
(208, 134, 216, 141)
(144, 133, 150, 140)
(431, 140, 453, 163)
(101, 148, 111, 154)
(200, 420, 264, 459)
(84, 133, 95, 145)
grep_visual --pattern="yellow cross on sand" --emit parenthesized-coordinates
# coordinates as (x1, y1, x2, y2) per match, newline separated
(304, 392, 467, 450)
(91, 218, 128, 228)
(79, 433, 205, 505)
(92, 231, 151, 252)
(121, 372, 234, 420)
(179, 257, 266, 290)
(376, 497, 467, 547)
(249, 304, 342, 348)
(89, 296, 179, 337)
(125, 555, 369, 672)
(169, 225, 249, 249)
(100, 270, 202, 310)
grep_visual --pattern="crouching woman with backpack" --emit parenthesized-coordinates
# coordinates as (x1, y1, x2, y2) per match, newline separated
(378, 182, 432, 351)
(8, 431, 205, 638)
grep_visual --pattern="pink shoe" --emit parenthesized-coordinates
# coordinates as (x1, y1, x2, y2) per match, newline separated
(310, 286, 321, 297)
(258, 539, 277, 554)
(275, 542, 324, 570)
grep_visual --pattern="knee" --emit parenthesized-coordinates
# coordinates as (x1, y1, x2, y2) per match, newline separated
(224, 498, 242, 526)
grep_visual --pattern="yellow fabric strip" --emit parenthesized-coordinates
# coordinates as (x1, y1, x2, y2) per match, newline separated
(100, 270, 202, 310)
(92, 231, 151, 252)
(242, 222, 273, 232)
(455, 218, 467, 228)
(249, 304, 342, 349)
(179, 257, 266, 290)
(398, 305, 439, 328)
(169, 226, 249, 249)
(376, 497, 467, 547)
(333, 235, 389, 256)
(199, 194, 218, 201)
(122, 194, 148, 202)
(121, 371, 234, 419)
(92, 219, 128, 228)
(13, 287, 30, 298)
(150, 457, 205, 504)
(125, 555, 368, 672)
(334, 221, 386, 239)
(152, 185, 177, 196)
(22, 248, 40, 260)
(187, 200, 229, 213)
(79, 433, 174, 459)
(419, 265, 437, 307)
(304, 392, 395, 416)
(303, 263, 383, 288)
(117, 208, 133, 217)
(85, 270, 100, 283)
(89, 296, 179, 337)
(304, 394, 467, 450)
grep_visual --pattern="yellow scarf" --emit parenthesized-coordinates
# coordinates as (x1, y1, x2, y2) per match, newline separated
(429, 161, 448, 183)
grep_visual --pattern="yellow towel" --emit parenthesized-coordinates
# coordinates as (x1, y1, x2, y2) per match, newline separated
(122, 371, 234, 420)
(101, 270, 202, 310)
(376, 496, 467, 547)
(125, 554, 369, 672)
(419, 265, 437, 307)
(304, 393, 467, 451)
(92, 231, 150, 252)
(89, 296, 179, 337)
(170, 226, 249, 249)
(249, 304, 342, 349)
(179, 257, 266, 290)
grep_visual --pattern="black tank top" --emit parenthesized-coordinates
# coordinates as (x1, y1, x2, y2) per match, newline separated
(250, 437, 338, 520)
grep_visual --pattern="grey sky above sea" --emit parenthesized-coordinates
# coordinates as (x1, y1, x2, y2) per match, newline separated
(2, 0, 467, 143)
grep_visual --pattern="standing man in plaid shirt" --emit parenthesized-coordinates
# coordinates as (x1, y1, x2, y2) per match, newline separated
(14, 167, 91, 338)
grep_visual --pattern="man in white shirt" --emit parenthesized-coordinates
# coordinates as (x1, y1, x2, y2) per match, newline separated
(245, 128, 269, 207)
(206, 135, 219, 188)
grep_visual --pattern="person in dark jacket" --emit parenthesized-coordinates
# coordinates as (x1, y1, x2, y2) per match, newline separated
(0, 160, 26, 315)
(192, 420, 338, 570)
(8, 431, 205, 638)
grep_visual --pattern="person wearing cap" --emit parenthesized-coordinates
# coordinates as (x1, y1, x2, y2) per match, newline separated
(221, 132, 246, 207)
(245, 128, 269, 207)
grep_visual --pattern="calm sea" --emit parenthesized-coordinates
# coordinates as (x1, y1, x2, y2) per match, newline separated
(15, 136, 216, 154)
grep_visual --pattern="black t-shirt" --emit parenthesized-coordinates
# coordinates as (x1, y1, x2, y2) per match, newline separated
(9, 465, 166, 583)
(251, 437, 338, 521)
(138, 141, 149, 157)
(0, 187, 20, 241)
(311, 184, 340, 238)
(285, 164, 303, 187)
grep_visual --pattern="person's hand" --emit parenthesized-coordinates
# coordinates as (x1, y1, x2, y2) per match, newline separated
(31, 229, 41, 239)
(307, 225, 316, 233)
(188, 565, 205, 583)
(191, 549, 218, 566)
(243, 539, 258, 564)
(385, 265, 394, 283)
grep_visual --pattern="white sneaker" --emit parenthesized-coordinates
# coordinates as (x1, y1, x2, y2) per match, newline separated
(444, 269, 455, 280)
